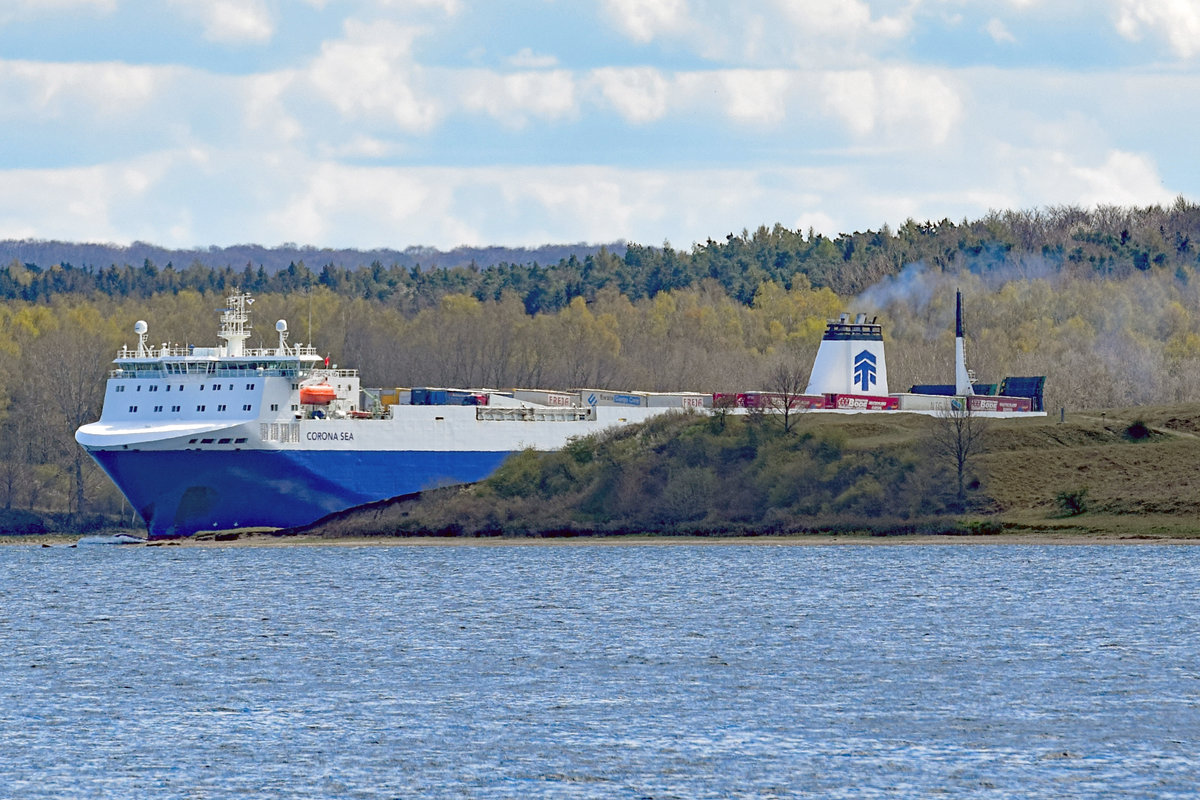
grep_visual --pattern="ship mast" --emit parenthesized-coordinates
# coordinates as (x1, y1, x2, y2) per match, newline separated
(219, 291, 253, 357)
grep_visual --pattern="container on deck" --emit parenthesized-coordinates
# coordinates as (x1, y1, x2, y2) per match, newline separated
(825, 394, 899, 411)
(731, 392, 826, 410)
(513, 389, 577, 407)
(643, 392, 712, 409)
(967, 395, 1032, 413)
(577, 389, 647, 407)
(410, 387, 489, 406)
(896, 393, 955, 412)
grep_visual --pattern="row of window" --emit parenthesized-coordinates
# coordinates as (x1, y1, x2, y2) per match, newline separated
(187, 437, 249, 445)
(116, 383, 258, 393)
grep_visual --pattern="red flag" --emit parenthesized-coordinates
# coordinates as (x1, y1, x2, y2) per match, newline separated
(324, 356, 329, 367)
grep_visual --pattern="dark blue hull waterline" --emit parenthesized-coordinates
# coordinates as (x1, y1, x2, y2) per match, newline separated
(90, 449, 513, 538)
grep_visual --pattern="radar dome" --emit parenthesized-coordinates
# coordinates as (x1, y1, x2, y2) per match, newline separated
(134, 320, 148, 335)
(276, 320, 288, 332)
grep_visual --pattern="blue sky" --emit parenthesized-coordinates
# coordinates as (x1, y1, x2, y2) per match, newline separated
(1, 0, 1198, 250)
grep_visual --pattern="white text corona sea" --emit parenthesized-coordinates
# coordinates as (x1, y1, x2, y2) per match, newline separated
(76, 290, 1044, 538)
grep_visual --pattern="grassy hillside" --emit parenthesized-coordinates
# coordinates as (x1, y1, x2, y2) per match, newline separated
(281, 405, 1200, 541)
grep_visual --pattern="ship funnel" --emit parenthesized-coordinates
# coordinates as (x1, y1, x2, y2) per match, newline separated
(804, 313, 889, 396)
(955, 289, 974, 396)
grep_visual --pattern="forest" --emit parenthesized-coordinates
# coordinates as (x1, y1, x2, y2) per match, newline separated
(4, 198, 1200, 527)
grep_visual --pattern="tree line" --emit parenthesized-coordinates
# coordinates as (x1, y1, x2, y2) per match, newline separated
(4, 198, 1200, 312)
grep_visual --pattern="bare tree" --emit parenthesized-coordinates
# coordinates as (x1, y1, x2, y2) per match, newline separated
(927, 401, 988, 511)
(23, 323, 114, 515)
(765, 356, 811, 433)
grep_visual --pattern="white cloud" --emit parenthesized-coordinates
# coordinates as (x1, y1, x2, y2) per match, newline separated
(508, 48, 558, 69)
(243, 72, 304, 144)
(1022, 148, 1173, 208)
(985, 18, 1016, 44)
(596, 0, 915, 67)
(374, 0, 463, 14)
(0, 59, 163, 120)
(0, 155, 173, 243)
(306, 20, 440, 133)
(169, 0, 274, 44)
(0, 0, 114, 23)
(716, 69, 792, 125)
(600, 0, 691, 43)
(459, 70, 577, 127)
(771, 0, 909, 39)
(820, 67, 963, 145)
(591, 67, 672, 124)
(0, 144, 1180, 251)
(1115, 0, 1200, 59)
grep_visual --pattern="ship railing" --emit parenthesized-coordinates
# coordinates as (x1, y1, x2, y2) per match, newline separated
(476, 407, 596, 423)
(114, 344, 323, 359)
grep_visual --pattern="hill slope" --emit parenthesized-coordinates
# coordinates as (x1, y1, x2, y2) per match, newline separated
(276, 405, 1200, 541)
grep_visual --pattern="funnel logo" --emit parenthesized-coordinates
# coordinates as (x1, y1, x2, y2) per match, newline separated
(853, 350, 877, 392)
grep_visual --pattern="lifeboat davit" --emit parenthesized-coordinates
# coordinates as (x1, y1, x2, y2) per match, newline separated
(300, 383, 336, 405)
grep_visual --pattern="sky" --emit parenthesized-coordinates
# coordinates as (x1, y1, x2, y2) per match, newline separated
(1, 0, 1198, 251)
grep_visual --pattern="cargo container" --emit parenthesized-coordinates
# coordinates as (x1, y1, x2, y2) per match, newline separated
(577, 389, 648, 407)
(411, 387, 489, 406)
(967, 395, 1032, 413)
(513, 389, 577, 407)
(371, 387, 410, 407)
(896, 393, 955, 412)
(728, 392, 826, 410)
(643, 392, 713, 409)
(826, 394, 899, 411)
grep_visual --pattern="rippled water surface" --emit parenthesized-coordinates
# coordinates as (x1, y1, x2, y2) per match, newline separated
(2, 543, 1199, 798)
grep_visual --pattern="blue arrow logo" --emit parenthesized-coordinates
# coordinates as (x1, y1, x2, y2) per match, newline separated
(853, 350, 877, 392)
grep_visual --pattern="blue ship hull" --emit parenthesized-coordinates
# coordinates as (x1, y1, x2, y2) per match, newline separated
(89, 448, 513, 538)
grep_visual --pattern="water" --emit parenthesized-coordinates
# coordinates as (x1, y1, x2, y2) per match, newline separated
(1, 543, 1198, 799)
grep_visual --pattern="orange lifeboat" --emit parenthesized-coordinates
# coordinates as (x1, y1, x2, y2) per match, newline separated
(300, 383, 336, 405)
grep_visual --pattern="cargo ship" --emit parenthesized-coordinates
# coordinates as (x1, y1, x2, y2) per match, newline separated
(76, 290, 1044, 538)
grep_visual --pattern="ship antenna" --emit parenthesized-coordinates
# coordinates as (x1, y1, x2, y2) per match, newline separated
(134, 320, 149, 357)
(219, 290, 253, 357)
(276, 319, 289, 355)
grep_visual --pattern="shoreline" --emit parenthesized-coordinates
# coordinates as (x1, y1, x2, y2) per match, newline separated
(6, 530, 1200, 547)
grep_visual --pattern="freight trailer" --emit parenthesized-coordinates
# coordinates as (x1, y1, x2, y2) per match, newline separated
(826, 394, 900, 411)
(513, 389, 577, 407)
(643, 392, 712, 408)
(577, 389, 648, 407)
